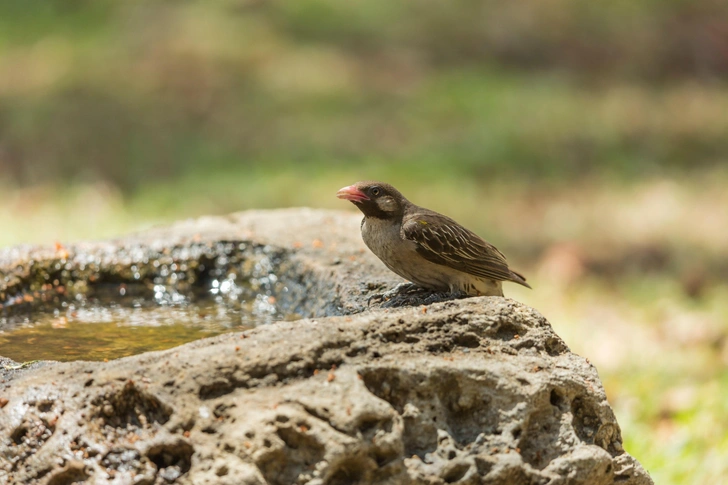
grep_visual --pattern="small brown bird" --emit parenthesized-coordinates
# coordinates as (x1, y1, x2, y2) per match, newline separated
(337, 181, 530, 297)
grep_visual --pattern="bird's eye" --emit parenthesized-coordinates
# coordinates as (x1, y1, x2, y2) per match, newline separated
(371, 187, 380, 196)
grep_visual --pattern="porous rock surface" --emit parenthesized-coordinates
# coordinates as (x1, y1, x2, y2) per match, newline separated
(0, 209, 653, 485)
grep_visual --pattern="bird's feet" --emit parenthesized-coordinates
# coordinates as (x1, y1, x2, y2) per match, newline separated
(367, 283, 468, 308)
(367, 282, 421, 306)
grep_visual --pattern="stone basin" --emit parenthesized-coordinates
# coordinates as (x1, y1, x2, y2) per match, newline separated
(0, 209, 653, 485)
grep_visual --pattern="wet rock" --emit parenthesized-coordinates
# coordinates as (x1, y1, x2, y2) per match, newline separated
(0, 209, 652, 484)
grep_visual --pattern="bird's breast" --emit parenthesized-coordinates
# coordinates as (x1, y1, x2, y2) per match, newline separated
(361, 218, 445, 286)
(360, 218, 409, 261)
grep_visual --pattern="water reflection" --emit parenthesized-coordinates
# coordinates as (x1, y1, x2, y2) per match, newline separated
(0, 291, 298, 362)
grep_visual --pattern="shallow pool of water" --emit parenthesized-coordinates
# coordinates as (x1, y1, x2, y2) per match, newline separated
(0, 242, 306, 362)
(0, 298, 299, 362)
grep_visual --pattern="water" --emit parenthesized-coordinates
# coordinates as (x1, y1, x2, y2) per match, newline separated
(0, 298, 298, 363)
(0, 253, 300, 362)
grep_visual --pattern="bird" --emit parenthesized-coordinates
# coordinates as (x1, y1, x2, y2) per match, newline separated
(336, 181, 530, 297)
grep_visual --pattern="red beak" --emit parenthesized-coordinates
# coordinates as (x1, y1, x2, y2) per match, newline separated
(336, 185, 370, 203)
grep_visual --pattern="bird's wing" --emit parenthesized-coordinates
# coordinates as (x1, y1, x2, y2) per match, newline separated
(401, 212, 516, 282)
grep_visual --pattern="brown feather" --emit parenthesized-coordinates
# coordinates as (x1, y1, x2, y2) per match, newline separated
(401, 210, 531, 288)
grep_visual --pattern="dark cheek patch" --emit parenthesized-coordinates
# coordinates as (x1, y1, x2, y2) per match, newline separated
(357, 200, 390, 219)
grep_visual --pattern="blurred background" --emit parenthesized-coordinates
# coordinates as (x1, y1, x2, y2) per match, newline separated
(1, 1, 727, 482)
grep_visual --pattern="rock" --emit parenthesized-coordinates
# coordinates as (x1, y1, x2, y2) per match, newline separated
(0, 209, 652, 485)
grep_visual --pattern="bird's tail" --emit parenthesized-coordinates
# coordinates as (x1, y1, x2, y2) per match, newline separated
(509, 270, 532, 289)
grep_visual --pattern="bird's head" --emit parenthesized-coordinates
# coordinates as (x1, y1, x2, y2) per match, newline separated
(336, 181, 407, 219)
